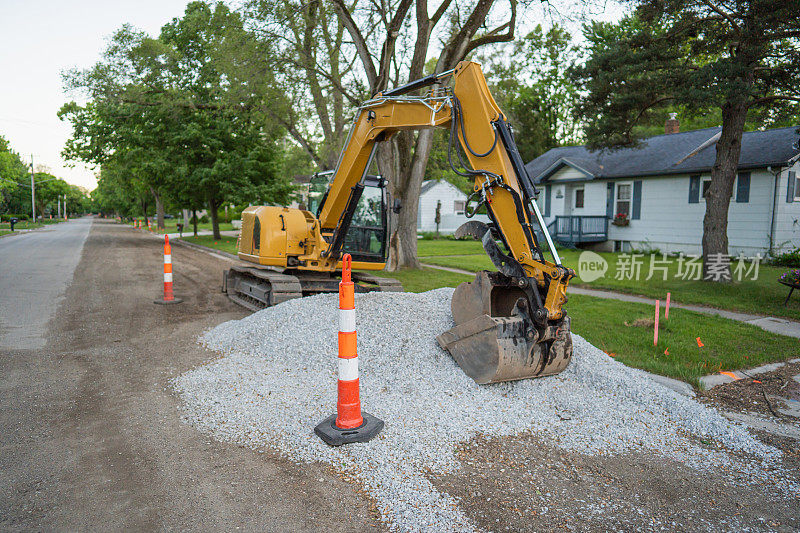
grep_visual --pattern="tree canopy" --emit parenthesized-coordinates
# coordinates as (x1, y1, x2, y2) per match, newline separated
(60, 2, 293, 238)
(572, 0, 800, 279)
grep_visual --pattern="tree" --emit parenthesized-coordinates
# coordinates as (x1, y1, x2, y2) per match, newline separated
(61, 2, 293, 238)
(480, 24, 581, 162)
(573, 1, 800, 280)
(332, 0, 520, 270)
(0, 136, 26, 213)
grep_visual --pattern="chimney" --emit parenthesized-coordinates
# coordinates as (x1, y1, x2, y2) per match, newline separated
(665, 112, 680, 134)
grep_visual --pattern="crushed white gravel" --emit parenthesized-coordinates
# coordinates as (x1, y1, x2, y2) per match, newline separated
(173, 288, 797, 531)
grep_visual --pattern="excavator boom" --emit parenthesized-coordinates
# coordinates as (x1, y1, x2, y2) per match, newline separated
(227, 61, 575, 383)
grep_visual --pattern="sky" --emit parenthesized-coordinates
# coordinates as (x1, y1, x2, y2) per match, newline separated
(0, 0, 625, 192)
(0, 0, 195, 191)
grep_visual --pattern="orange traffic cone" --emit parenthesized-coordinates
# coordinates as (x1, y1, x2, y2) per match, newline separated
(154, 235, 183, 305)
(315, 254, 383, 446)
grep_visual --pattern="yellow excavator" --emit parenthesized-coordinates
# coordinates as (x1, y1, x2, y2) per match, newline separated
(224, 61, 575, 383)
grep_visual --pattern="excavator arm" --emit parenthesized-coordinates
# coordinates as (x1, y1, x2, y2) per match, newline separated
(314, 61, 575, 383)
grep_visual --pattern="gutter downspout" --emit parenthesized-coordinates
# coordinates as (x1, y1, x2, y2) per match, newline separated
(767, 165, 781, 255)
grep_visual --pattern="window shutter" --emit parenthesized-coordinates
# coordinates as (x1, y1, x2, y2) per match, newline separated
(788, 171, 796, 203)
(606, 182, 615, 218)
(544, 184, 551, 217)
(736, 172, 750, 203)
(689, 175, 700, 203)
(632, 180, 642, 219)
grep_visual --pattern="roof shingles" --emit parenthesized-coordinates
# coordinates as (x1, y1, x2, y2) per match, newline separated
(525, 125, 800, 182)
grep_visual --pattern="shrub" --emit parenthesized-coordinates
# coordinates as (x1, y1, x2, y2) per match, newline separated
(767, 247, 800, 268)
(200, 214, 209, 224)
(1, 213, 29, 222)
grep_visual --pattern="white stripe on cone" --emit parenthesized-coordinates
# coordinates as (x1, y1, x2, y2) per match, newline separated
(338, 357, 358, 381)
(339, 308, 355, 333)
(164, 254, 171, 263)
(164, 273, 173, 282)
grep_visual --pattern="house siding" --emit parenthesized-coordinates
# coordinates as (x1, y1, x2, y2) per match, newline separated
(773, 162, 800, 252)
(417, 180, 489, 233)
(537, 166, 798, 256)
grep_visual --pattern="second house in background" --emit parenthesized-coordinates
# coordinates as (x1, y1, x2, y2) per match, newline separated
(417, 179, 490, 234)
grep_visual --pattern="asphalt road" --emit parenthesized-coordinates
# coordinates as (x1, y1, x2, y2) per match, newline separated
(0, 219, 378, 530)
(0, 220, 91, 350)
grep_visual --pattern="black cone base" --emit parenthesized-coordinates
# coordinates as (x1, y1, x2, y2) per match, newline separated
(154, 297, 184, 305)
(314, 412, 384, 446)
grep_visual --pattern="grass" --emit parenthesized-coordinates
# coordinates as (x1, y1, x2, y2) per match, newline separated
(361, 267, 473, 293)
(180, 235, 239, 255)
(417, 240, 800, 320)
(367, 267, 799, 385)
(126, 219, 236, 234)
(0, 219, 63, 231)
(177, 236, 798, 383)
(0, 230, 11, 236)
(567, 293, 798, 386)
(417, 239, 486, 256)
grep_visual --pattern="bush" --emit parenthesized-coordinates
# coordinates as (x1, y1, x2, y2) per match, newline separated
(200, 214, 209, 224)
(1, 213, 29, 222)
(767, 247, 800, 268)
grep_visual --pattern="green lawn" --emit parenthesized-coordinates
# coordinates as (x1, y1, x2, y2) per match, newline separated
(180, 235, 239, 255)
(176, 236, 799, 384)
(567, 293, 798, 386)
(367, 267, 799, 385)
(126, 219, 236, 234)
(361, 267, 473, 293)
(418, 240, 800, 320)
(0, 230, 11, 236)
(0, 219, 62, 231)
(417, 239, 486, 256)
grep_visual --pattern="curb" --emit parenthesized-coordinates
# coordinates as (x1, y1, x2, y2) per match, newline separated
(171, 237, 241, 262)
(698, 357, 800, 390)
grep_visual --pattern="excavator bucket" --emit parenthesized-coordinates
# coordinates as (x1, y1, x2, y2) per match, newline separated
(436, 221, 573, 385)
(437, 271, 572, 384)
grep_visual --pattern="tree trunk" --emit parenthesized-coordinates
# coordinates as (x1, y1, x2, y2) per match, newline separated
(182, 208, 190, 229)
(381, 130, 432, 271)
(702, 100, 748, 281)
(192, 208, 198, 237)
(151, 187, 165, 230)
(209, 198, 221, 240)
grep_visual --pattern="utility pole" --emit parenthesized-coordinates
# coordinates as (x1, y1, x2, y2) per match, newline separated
(30, 155, 35, 221)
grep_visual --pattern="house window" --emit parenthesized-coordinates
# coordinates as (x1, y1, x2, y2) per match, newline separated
(795, 173, 800, 201)
(575, 188, 585, 209)
(615, 182, 632, 216)
(453, 200, 466, 214)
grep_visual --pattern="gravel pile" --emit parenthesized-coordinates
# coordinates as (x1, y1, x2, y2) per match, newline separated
(173, 288, 796, 531)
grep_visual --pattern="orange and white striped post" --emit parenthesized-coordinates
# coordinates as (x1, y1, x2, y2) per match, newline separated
(315, 253, 383, 446)
(154, 235, 183, 305)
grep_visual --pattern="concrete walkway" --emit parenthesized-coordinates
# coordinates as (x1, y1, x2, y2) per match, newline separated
(421, 262, 800, 340)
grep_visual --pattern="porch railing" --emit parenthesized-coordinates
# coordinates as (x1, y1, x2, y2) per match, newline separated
(551, 215, 608, 245)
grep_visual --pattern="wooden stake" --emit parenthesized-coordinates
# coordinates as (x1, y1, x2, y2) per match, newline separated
(654, 299, 660, 345)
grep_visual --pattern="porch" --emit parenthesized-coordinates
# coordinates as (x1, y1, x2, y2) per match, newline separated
(545, 215, 608, 245)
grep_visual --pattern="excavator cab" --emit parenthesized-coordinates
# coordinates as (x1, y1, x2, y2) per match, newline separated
(309, 171, 389, 263)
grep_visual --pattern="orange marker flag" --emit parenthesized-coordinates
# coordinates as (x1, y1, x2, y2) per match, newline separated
(664, 348, 669, 356)
(665, 292, 671, 319)
(696, 337, 704, 347)
(719, 371, 740, 380)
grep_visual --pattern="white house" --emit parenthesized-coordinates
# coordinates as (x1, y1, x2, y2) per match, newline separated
(526, 123, 800, 256)
(417, 179, 490, 234)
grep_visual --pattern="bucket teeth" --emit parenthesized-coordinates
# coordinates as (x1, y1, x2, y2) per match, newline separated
(437, 270, 573, 384)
